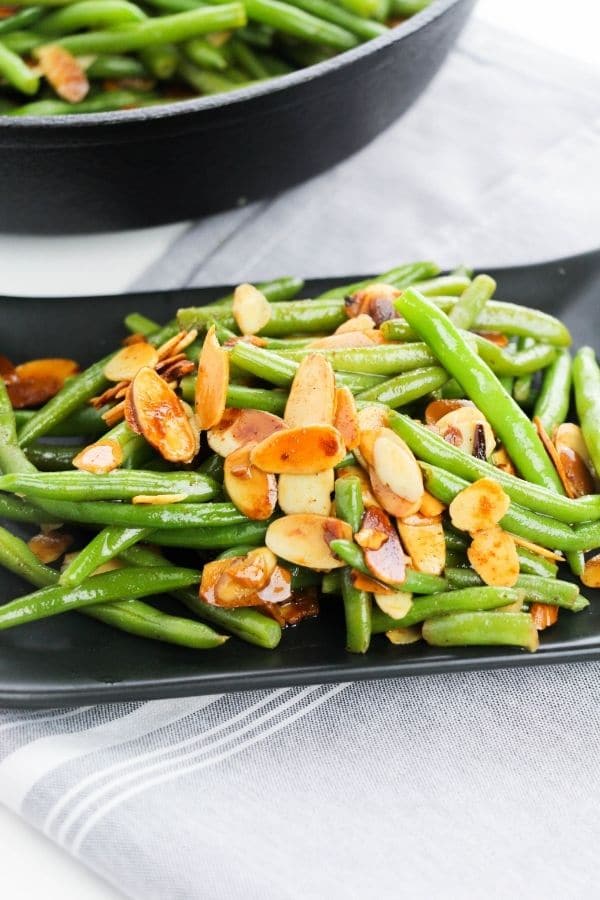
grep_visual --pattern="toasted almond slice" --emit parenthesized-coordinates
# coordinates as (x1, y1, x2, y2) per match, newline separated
(424, 398, 474, 426)
(104, 342, 159, 383)
(232, 283, 272, 335)
(346, 283, 400, 325)
(266, 514, 351, 570)
(365, 330, 385, 344)
(284, 353, 335, 427)
(555, 423, 593, 469)
(14, 357, 79, 384)
(355, 527, 388, 551)
(73, 438, 123, 473)
(278, 470, 334, 516)
(435, 406, 496, 457)
(207, 408, 287, 458)
(200, 558, 240, 605)
(215, 547, 279, 606)
(534, 414, 583, 498)
(335, 313, 376, 334)
(369, 466, 421, 518)
(128, 366, 198, 464)
(360, 507, 406, 585)
(36, 44, 89, 102)
(156, 329, 196, 361)
(224, 443, 278, 520)
(256, 566, 293, 604)
(582, 553, 600, 588)
(554, 422, 595, 497)
(333, 386, 360, 451)
(102, 400, 126, 427)
(374, 591, 412, 619)
(476, 331, 509, 347)
(397, 517, 446, 576)
(262, 587, 319, 625)
(351, 571, 395, 595)
(385, 626, 422, 645)
(90, 380, 128, 409)
(449, 478, 510, 533)
(336, 465, 379, 508)
(28, 531, 73, 564)
(372, 433, 424, 506)
(509, 534, 564, 562)
(491, 446, 517, 476)
(530, 602, 559, 630)
(251, 425, 345, 474)
(309, 332, 374, 350)
(357, 404, 389, 433)
(7, 357, 79, 409)
(195, 325, 229, 431)
(419, 491, 446, 518)
(132, 493, 188, 505)
(467, 527, 519, 587)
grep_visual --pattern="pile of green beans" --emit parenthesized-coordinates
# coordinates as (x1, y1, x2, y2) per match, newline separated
(0, 0, 433, 115)
(0, 262, 599, 661)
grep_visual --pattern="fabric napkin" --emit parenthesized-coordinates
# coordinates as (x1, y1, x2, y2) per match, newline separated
(2, 17, 600, 899)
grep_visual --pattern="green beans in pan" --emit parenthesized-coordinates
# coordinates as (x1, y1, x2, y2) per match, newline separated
(370, 587, 523, 632)
(533, 348, 572, 434)
(444, 569, 588, 612)
(0, 470, 220, 502)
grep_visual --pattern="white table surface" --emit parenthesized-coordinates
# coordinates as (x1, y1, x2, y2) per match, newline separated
(1, 2, 598, 897)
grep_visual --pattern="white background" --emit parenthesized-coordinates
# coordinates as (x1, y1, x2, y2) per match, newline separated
(1, 1, 599, 897)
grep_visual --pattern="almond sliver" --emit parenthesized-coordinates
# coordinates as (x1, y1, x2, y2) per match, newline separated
(224, 443, 278, 521)
(333, 386, 360, 450)
(397, 518, 446, 576)
(284, 353, 335, 427)
(360, 507, 406, 586)
(509, 534, 564, 562)
(232, 283, 272, 335)
(385, 626, 422, 645)
(435, 407, 496, 457)
(104, 342, 159, 383)
(375, 591, 412, 619)
(369, 465, 421, 518)
(424, 398, 474, 426)
(128, 366, 198, 464)
(265, 514, 351, 570)
(357, 404, 389, 433)
(309, 332, 374, 350)
(207, 408, 287, 458)
(72, 438, 123, 473)
(449, 478, 510, 533)
(251, 425, 345, 474)
(582, 553, 600, 588)
(530, 602, 559, 630)
(131, 493, 188, 505)
(419, 491, 446, 518)
(372, 433, 423, 504)
(195, 325, 229, 431)
(278, 470, 334, 516)
(335, 313, 376, 334)
(351, 571, 394, 595)
(467, 527, 519, 587)
(553, 423, 595, 498)
(28, 531, 73, 564)
(36, 44, 89, 102)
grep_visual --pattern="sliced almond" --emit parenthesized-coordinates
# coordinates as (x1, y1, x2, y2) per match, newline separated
(335, 313, 376, 334)
(195, 325, 229, 431)
(509, 535, 564, 562)
(200, 558, 240, 605)
(232, 283, 272, 335)
(419, 491, 446, 518)
(278, 470, 334, 516)
(132, 493, 188, 505)
(397, 516, 446, 575)
(385, 626, 422, 645)
(127, 366, 198, 464)
(372, 433, 423, 506)
(262, 588, 319, 625)
(554, 422, 595, 498)
(467, 527, 519, 587)
(336, 466, 378, 508)
(491, 446, 517, 476)
(207, 408, 287, 458)
(375, 591, 412, 619)
(534, 415, 580, 499)
(449, 478, 510, 533)
(309, 332, 374, 350)
(266, 514, 352, 570)
(333, 386, 359, 450)
(7, 357, 79, 409)
(73, 438, 123, 473)
(214, 547, 279, 606)
(90, 380, 128, 409)
(101, 400, 126, 427)
(14, 357, 78, 384)
(36, 44, 89, 102)
(257, 565, 293, 605)
(224, 443, 277, 521)
(360, 507, 406, 586)
(476, 331, 509, 347)
(104, 342, 159, 383)
(582, 553, 600, 588)
(435, 407, 496, 458)
(346, 283, 400, 325)
(357, 404, 389, 433)
(351, 571, 395, 595)
(284, 353, 335, 427)
(530, 602, 559, 630)
(424, 398, 474, 426)
(251, 425, 345, 474)
(28, 531, 73, 564)
(369, 466, 420, 518)
(355, 527, 388, 551)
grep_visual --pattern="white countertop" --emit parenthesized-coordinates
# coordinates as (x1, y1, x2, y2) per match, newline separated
(1, 2, 598, 897)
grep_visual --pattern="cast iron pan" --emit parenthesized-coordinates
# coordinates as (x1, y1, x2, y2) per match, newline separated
(0, 0, 474, 234)
(0, 249, 599, 707)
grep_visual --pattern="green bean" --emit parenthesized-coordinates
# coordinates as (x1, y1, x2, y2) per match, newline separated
(573, 346, 600, 476)
(280, 0, 386, 39)
(15, 406, 106, 438)
(335, 475, 370, 652)
(180, 298, 347, 336)
(184, 36, 228, 70)
(396, 289, 563, 492)
(244, 0, 357, 49)
(316, 261, 440, 299)
(444, 569, 587, 611)
(255, 50, 293, 75)
(472, 334, 556, 377)
(217, 544, 262, 560)
(57, 5, 247, 55)
(100, 419, 149, 469)
(120, 545, 282, 648)
(179, 58, 244, 93)
(279, 341, 437, 374)
(422, 611, 538, 651)
(0, 381, 36, 475)
(0, 39, 39, 95)
(180, 374, 287, 414)
(60, 526, 152, 587)
(511, 337, 536, 406)
(197, 453, 225, 482)
(139, 42, 179, 78)
(355, 366, 448, 408)
(87, 54, 148, 79)
(321, 571, 341, 594)
(329, 538, 448, 593)
(10, 91, 157, 116)
(0, 565, 199, 631)
(334, 475, 363, 533)
(533, 348, 572, 433)
(516, 546, 558, 579)
(229, 36, 269, 77)
(390, 0, 432, 14)
(39, 0, 146, 34)
(410, 275, 472, 297)
(389, 413, 600, 525)
(0, 524, 57, 588)
(149, 520, 269, 547)
(124, 311, 160, 336)
(371, 586, 522, 632)
(0, 492, 55, 525)
(449, 274, 496, 329)
(1, 29, 44, 54)
(0, 7, 43, 35)
(24, 443, 82, 471)
(24, 498, 248, 530)
(0, 470, 219, 502)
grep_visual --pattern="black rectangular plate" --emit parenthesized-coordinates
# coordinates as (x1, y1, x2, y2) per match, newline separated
(2, 250, 600, 707)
